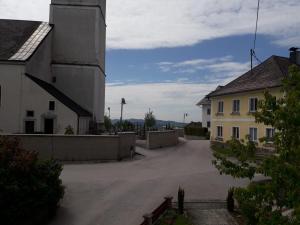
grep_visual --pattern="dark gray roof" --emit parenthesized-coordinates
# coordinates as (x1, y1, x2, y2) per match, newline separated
(0, 20, 52, 61)
(196, 97, 210, 106)
(26, 74, 92, 117)
(208, 56, 297, 97)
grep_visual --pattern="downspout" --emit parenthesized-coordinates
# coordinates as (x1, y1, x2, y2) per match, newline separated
(77, 116, 79, 135)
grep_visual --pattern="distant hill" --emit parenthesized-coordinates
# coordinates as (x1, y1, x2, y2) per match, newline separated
(111, 118, 188, 128)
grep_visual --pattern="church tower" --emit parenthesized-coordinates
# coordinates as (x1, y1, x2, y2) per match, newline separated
(49, 0, 106, 125)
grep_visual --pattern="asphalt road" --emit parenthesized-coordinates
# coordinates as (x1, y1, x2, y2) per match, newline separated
(50, 139, 250, 225)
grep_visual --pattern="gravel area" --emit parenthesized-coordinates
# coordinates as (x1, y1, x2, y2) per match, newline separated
(50, 139, 250, 225)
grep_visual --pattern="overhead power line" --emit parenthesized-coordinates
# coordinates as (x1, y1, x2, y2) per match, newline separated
(251, 0, 261, 71)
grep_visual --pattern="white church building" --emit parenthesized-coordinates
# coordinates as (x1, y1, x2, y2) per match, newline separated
(0, 0, 106, 134)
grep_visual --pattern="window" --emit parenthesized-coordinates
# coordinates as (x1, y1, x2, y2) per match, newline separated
(266, 128, 275, 142)
(232, 100, 240, 113)
(218, 101, 224, 113)
(249, 98, 258, 112)
(26, 110, 34, 117)
(49, 101, 55, 111)
(217, 126, 223, 138)
(207, 121, 211, 128)
(207, 108, 211, 115)
(249, 127, 258, 142)
(232, 127, 240, 139)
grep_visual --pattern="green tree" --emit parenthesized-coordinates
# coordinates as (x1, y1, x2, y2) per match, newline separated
(145, 111, 156, 130)
(104, 115, 112, 132)
(0, 137, 64, 225)
(212, 65, 300, 225)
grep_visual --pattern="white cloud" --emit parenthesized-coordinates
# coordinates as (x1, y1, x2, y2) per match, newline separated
(157, 56, 250, 83)
(0, 0, 299, 49)
(105, 82, 217, 122)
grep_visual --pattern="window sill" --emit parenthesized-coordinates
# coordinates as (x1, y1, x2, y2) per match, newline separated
(215, 113, 224, 116)
(215, 137, 224, 141)
(231, 112, 240, 115)
(247, 111, 256, 115)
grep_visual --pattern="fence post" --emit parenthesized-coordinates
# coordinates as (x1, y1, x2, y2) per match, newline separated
(143, 213, 153, 225)
(164, 196, 173, 209)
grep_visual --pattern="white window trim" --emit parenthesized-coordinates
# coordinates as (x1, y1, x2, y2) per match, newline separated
(218, 101, 224, 113)
(232, 99, 240, 113)
(217, 125, 223, 138)
(232, 126, 240, 140)
(249, 127, 258, 142)
(249, 97, 259, 113)
(265, 127, 275, 143)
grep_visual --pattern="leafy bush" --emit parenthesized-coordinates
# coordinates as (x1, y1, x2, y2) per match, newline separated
(65, 125, 74, 135)
(184, 126, 208, 137)
(0, 137, 64, 225)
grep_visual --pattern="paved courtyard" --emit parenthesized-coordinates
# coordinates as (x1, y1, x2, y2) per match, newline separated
(50, 139, 250, 225)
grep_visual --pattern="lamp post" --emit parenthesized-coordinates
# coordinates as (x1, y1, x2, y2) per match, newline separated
(120, 98, 126, 126)
(108, 107, 111, 118)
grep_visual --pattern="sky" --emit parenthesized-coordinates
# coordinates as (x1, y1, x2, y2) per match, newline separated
(1, 0, 300, 122)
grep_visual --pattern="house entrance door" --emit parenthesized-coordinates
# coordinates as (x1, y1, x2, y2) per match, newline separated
(44, 119, 54, 134)
(25, 121, 35, 134)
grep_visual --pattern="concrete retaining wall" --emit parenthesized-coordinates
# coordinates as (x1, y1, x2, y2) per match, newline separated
(147, 131, 178, 149)
(3, 132, 136, 161)
(174, 128, 184, 137)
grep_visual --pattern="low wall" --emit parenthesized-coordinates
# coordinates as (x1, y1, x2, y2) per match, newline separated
(146, 130, 178, 149)
(2, 132, 136, 161)
(174, 128, 184, 137)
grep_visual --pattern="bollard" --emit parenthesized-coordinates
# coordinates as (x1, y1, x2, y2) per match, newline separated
(178, 187, 185, 215)
(143, 213, 153, 225)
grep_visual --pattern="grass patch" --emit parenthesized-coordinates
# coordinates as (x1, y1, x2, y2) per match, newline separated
(156, 209, 193, 225)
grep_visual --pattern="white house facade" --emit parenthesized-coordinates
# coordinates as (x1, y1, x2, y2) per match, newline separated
(0, 0, 106, 134)
(196, 97, 211, 131)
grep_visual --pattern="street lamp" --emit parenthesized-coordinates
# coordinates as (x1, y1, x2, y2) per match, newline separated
(120, 98, 126, 125)
(108, 107, 111, 118)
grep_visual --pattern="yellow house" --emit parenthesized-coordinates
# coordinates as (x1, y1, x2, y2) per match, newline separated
(207, 54, 299, 147)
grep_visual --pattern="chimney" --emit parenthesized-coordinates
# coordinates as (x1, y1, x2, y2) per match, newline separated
(289, 47, 300, 65)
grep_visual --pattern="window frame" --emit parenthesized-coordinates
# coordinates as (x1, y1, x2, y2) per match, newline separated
(26, 110, 35, 117)
(249, 127, 258, 142)
(207, 108, 211, 115)
(232, 99, 240, 113)
(249, 97, 258, 112)
(266, 128, 275, 143)
(217, 126, 223, 138)
(232, 126, 240, 139)
(49, 101, 55, 111)
(218, 101, 224, 113)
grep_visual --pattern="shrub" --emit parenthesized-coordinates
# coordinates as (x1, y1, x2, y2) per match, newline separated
(184, 126, 208, 137)
(0, 136, 64, 225)
(65, 125, 74, 135)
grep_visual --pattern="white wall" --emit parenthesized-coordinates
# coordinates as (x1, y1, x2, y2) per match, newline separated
(4, 132, 136, 161)
(147, 131, 179, 149)
(202, 104, 211, 130)
(0, 64, 25, 133)
(0, 67, 79, 134)
(52, 64, 105, 123)
(50, 1, 106, 123)
(26, 33, 53, 83)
